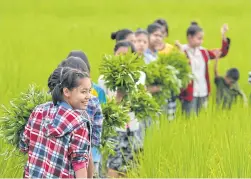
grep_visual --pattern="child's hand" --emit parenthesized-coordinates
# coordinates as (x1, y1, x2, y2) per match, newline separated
(116, 89, 126, 103)
(175, 40, 183, 51)
(221, 24, 229, 37)
(147, 85, 162, 94)
(212, 49, 222, 59)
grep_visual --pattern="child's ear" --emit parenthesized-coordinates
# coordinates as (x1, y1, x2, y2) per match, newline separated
(63, 88, 71, 98)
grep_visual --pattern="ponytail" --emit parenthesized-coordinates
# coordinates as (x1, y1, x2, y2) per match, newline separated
(48, 67, 89, 105)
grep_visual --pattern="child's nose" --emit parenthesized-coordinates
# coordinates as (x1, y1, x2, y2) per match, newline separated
(86, 91, 91, 99)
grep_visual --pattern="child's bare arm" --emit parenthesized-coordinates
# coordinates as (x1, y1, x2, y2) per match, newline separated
(175, 40, 183, 51)
(221, 24, 229, 42)
(75, 168, 87, 178)
(239, 90, 248, 106)
(214, 51, 221, 77)
(147, 85, 162, 94)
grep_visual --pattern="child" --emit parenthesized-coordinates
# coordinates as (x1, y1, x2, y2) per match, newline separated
(178, 22, 231, 115)
(98, 43, 145, 178)
(134, 29, 149, 56)
(98, 41, 137, 98)
(111, 29, 135, 45)
(154, 18, 174, 54)
(154, 19, 177, 120)
(214, 55, 247, 109)
(114, 41, 136, 55)
(20, 67, 92, 178)
(59, 55, 105, 178)
(67, 50, 107, 104)
(144, 23, 163, 64)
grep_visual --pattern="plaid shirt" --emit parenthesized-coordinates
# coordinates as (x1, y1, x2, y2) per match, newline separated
(20, 102, 91, 178)
(87, 96, 103, 147)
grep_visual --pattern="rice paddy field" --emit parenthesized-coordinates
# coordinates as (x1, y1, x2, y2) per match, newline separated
(0, 0, 250, 177)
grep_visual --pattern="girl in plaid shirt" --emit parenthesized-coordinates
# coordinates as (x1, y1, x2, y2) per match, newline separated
(60, 55, 105, 178)
(20, 67, 92, 178)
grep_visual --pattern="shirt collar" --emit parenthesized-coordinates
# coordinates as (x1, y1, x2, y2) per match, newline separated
(145, 48, 157, 55)
(57, 101, 73, 110)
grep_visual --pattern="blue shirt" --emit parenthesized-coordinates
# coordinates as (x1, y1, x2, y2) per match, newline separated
(92, 83, 107, 104)
(144, 48, 158, 64)
(90, 83, 106, 163)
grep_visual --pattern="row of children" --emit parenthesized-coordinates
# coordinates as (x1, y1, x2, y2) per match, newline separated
(19, 18, 246, 178)
(106, 19, 246, 116)
(97, 19, 247, 177)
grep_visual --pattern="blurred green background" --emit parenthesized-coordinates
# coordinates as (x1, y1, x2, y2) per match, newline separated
(0, 0, 250, 105)
(0, 0, 250, 177)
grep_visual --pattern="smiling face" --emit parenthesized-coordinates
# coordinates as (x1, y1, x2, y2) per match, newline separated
(63, 77, 92, 110)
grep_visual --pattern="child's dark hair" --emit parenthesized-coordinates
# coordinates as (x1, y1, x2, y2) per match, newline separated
(59, 57, 89, 74)
(135, 28, 149, 37)
(114, 41, 136, 53)
(147, 23, 162, 34)
(48, 67, 89, 105)
(111, 29, 133, 42)
(226, 68, 240, 82)
(187, 21, 203, 37)
(67, 50, 90, 72)
(154, 18, 168, 36)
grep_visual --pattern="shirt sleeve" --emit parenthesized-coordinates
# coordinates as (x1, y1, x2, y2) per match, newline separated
(233, 84, 247, 103)
(98, 75, 115, 99)
(214, 76, 223, 86)
(69, 123, 90, 169)
(91, 99, 103, 147)
(207, 38, 231, 60)
(136, 71, 146, 86)
(19, 109, 36, 153)
(97, 88, 107, 104)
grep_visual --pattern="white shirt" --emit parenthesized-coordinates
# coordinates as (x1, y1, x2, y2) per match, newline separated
(98, 75, 116, 99)
(184, 45, 208, 97)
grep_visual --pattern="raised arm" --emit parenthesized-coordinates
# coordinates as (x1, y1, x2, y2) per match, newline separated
(208, 24, 231, 59)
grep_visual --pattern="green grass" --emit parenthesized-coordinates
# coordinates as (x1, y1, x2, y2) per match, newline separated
(0, 0, 250, 177)
(128, 102, 251, 177)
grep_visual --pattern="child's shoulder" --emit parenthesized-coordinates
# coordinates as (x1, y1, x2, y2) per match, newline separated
(214, 76, 225, 86)
(92, 83, 105, 93)
(88, 95, 100, 105)
(32, 101, 54, 114)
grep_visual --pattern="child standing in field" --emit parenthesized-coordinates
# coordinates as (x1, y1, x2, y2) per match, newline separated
(111, 29, 135, 45)
(154, 18, 174, 54)
(178, 22, 231, 115)
(144, 23, 163, 64)
(20, 67, 92, 178)
(154, 18, 178, 120)
(214, 53, 247, 109)
(61, 54, 105, 178)
(98, 41, 137, 98)
(98, 42, 146, 178)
